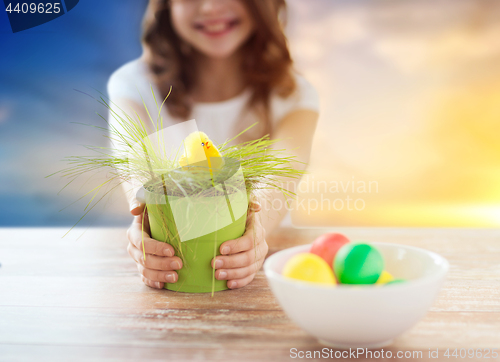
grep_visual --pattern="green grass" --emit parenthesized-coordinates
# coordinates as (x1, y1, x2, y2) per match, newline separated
(48, 86, 305, 232)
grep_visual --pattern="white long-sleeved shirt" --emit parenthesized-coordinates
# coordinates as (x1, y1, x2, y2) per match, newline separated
(106, 57, 320, 146)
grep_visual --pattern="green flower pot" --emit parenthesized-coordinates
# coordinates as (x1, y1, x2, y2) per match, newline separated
(144, 158, 248, 293)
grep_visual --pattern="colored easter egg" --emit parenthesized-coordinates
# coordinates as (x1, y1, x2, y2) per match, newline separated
(376, 270, 394, 285)
(334, 243, 384, 284)
(386, 279, 406, 285)
(282, 253, 336, 286)
(310, 233, 350, 268)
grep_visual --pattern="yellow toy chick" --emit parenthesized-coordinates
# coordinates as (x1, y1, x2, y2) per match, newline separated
(178, 131, 224, 173)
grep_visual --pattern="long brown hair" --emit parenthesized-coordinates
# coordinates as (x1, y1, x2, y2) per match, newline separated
(141, 0, 296, 140)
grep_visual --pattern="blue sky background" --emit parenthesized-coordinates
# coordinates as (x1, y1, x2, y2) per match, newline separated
(0, 0, 148, 226)
(1, 0, 499, 228)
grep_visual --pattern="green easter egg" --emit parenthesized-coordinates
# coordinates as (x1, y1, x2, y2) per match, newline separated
(334, 243, 384, 284)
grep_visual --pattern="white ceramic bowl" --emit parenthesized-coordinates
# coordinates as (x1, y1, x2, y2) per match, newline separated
(264, 242, 449, 349)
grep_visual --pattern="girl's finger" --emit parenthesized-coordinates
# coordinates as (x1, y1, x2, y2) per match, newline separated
(128, 243, 183, 271)
(219, 214, 265, 255)
(137, 264, 178, 284)
(212, 239, 268, 269)
(215, 258, 264, 280)
(227, 272, 257, 289)
(141, 275, 164, 289)
(127, 223, 174, 257)
(219, 232, 254, 255)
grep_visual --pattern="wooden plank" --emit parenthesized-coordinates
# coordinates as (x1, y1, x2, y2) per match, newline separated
(1, 275, 499, 312)
(0, 274, 282, 311)
(0, 306, 499, 348)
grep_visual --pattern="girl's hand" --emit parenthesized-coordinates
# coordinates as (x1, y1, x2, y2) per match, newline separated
(126, 202, 183, 289)
(211, 201, 268, 289)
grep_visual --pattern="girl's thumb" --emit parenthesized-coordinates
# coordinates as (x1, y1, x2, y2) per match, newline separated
(249, 200, 262, 212)
(130, 187, 146, 215)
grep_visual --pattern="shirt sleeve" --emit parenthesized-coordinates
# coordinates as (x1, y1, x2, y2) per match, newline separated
(270, 73, 320, 128)
(106, 61, 146, 158)
(106, 61, 146, 104)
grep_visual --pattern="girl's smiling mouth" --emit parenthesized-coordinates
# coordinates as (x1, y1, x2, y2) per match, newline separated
(193, 18, 241, 37)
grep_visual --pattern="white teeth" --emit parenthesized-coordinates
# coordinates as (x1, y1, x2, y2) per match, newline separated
(204, 23, 228, 33)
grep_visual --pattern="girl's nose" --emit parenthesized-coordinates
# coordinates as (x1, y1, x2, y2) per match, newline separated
(199, 0, 229, 14)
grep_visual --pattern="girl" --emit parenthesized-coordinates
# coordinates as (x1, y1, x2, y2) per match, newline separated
(107, 0, 319, 290)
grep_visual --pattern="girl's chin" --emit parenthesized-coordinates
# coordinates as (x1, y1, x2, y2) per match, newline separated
(194, 44, 242, 60)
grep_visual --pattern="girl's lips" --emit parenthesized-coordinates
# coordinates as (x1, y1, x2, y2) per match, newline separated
(193, 19, 241, 37)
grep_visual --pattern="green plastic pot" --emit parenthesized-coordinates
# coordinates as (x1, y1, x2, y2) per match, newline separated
(144, 158, 248, 293)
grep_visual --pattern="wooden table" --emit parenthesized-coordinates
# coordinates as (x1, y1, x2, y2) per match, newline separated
(1, 227, 499, 361)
